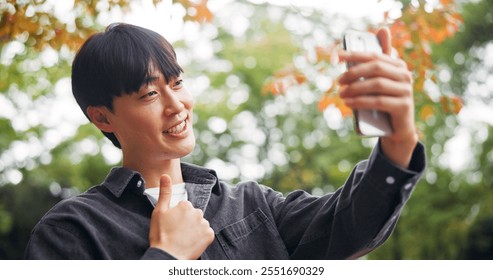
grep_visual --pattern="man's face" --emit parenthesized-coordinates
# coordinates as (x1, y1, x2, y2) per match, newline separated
(104, 69, 195, 161)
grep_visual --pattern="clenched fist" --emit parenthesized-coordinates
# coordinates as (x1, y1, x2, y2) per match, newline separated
(148, 175, 214, 259)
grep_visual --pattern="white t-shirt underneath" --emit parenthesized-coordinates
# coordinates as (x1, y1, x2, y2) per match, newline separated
(144, 183, 187, 208)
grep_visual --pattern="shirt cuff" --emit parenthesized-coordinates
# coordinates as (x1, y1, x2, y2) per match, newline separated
(366, 140, 426, 194)
(141, 247, 178, 260)
(364, 140, 426, 249)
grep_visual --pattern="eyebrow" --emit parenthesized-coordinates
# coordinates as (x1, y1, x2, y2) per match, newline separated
(142, 75, 159, 87)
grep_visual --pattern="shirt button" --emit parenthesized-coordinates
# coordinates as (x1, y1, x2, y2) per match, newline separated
(136, 180, 143, 188)
(404, 183, 413, 190)
(386, 176, 395, 185)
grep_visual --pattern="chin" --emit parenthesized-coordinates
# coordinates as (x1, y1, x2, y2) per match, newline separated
(176, 139, 196, 158)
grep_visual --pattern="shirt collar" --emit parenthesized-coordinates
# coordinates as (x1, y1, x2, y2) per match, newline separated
(102, 167, 143, 198)
(180, 162, 219, 212)
(180, 162, 219, 188)
(101, 162, 219, 199)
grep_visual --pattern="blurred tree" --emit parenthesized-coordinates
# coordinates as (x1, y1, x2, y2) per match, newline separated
(433, 0, 493, 99)
(461, 211, 493, 259)
(263, 0, 463, 122)
(368, 0, 493, 259)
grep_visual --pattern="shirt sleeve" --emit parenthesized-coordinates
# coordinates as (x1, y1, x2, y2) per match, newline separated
(24, 221, 97, 260)
(141, 248, 178, 260)
(267, 141, 426, 259)
(24, 221, 179, 260)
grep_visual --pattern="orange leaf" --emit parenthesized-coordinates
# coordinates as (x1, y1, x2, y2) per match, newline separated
(293, 72, 307, 84)
(414, 75, 426, 93)
(179, 0, 213, 23)
(194, 2, 213, 23)
(440, 96, 463, 114)
(318, 94, 334, 112)
(315, 46, 332, 63)
(419, 105, 434, 120)
(430, 74, 438, 83)
(440, 0, 454, 6)
(451, 96, 463, 114)
(335, 98, 353, 117)
(17, 17, 40, 33)
(317, 93, 352, 117)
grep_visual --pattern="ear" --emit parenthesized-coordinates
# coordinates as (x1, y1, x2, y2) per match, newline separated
(86, 106, 114, 133)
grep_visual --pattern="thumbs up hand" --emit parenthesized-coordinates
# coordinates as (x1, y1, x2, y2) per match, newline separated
(148, 175, 215, 260)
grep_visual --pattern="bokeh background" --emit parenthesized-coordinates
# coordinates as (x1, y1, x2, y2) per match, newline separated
(0, 0, 492, 259)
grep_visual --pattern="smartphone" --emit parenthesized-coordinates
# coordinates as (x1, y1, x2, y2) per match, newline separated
(342, 30, 393, 137)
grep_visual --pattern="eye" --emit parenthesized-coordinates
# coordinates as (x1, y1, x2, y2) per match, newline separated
(173, 79, 184, 89)
(141, 90, 158, 99)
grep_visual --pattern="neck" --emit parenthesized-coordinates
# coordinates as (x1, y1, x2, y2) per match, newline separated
(122, 154, 183, 188)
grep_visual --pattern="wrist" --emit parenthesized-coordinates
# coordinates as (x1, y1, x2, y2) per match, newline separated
(380, 133, 419, 169)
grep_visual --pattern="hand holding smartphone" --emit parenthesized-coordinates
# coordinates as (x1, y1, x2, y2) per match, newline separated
(342, 30, 393, 137)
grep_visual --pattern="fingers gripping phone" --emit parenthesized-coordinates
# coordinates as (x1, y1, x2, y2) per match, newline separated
(343, 30, 393, 137)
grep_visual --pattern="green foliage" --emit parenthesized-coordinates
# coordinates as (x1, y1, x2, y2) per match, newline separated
(0, 183, 62, 259)
(433, 0, 493, 98)
(368, 0, 493, 259)
(461, 211, 493, 259)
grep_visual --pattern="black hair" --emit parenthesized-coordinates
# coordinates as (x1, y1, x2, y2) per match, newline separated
(71, 23, 183, 148)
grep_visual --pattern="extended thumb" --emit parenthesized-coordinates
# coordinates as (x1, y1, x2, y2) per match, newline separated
(157, 174, 172, 210)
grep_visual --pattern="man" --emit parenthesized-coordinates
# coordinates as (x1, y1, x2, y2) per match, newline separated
(24, 23, 425, 259)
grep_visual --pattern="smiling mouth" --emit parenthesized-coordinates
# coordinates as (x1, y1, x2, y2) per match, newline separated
(163, 118, 188, 135)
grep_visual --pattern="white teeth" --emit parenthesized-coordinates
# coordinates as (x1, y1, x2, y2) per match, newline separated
(165, 119, 187, 135)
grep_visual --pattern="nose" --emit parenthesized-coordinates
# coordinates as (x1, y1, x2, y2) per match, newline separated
(162, 88, 185, 116)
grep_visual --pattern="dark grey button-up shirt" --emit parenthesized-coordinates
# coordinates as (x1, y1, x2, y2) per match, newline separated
(25, 142, 425, 259)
